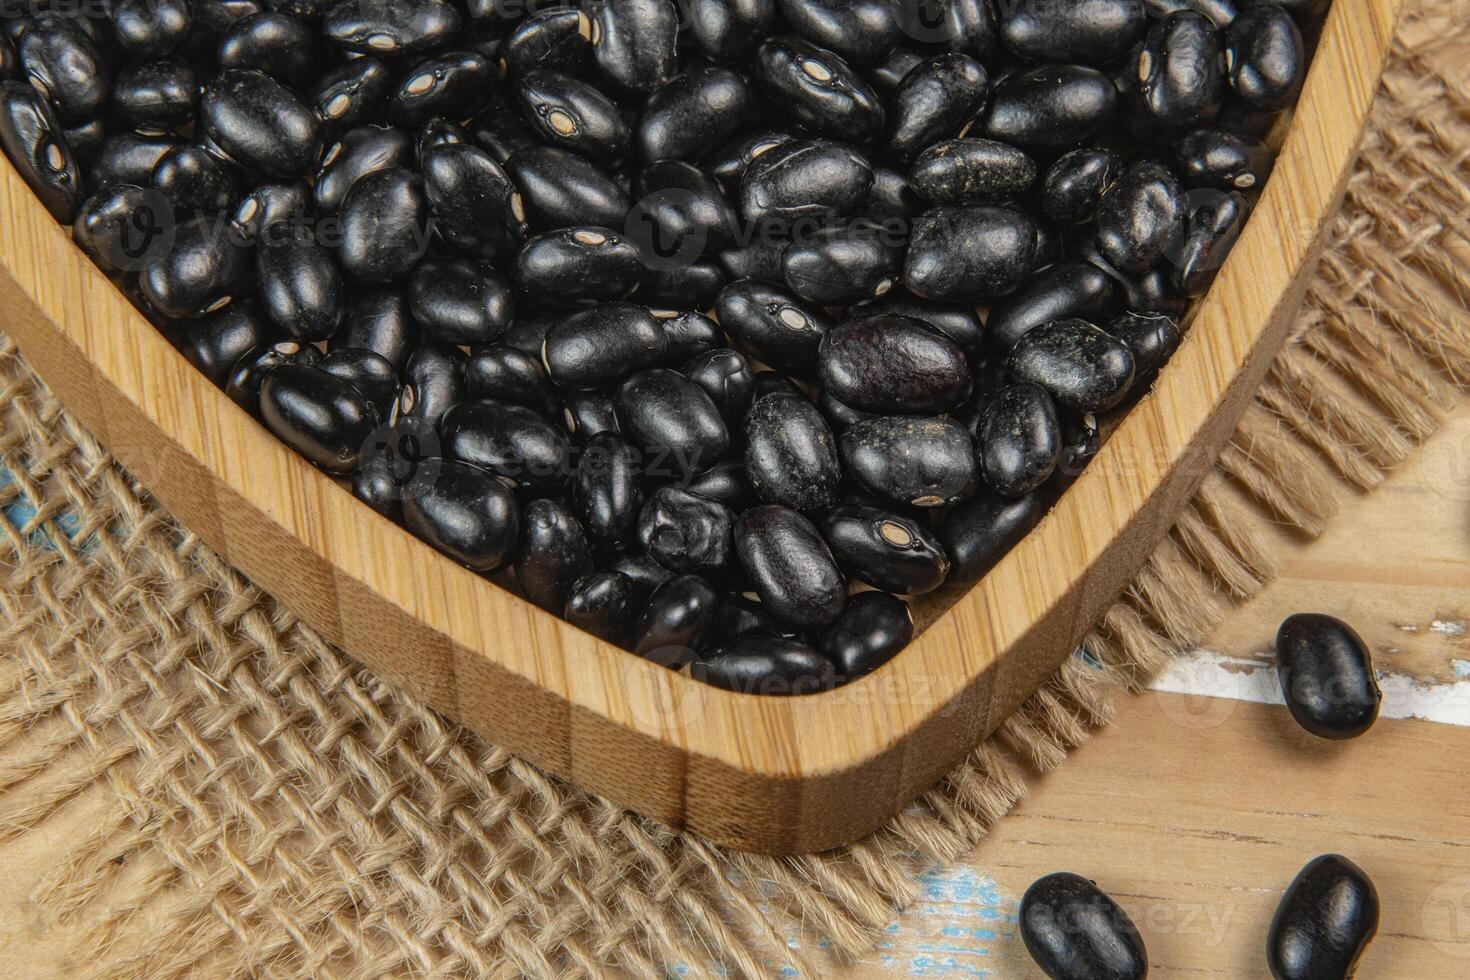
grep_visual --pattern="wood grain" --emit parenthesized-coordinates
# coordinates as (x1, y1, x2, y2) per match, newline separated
(0, 0, 1404, 854)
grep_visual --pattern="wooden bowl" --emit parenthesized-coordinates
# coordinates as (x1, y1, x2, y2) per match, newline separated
(0, 0, 1402, 855)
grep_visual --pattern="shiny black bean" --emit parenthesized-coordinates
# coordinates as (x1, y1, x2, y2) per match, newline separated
(690, 636, 836, 694)
(1095, 159, 1184, 274)
(1226, 5, 1304, 110)
(202, 69, 322, 177)
(1079, 237, 1188, 314)
(864, 165, 922, 222)
(329, 287, 417, 370)
(113, 0, 193, 59)
(218, 12, 319, 88)
(904, 205, 1038, 303)
(685, 0, 777, 63)
(740, 138, 874, 225)
(90, 132, 178, 193)
(63, 117, 105, 160)
(319, 346, 398, 422)
(231, 181, 308, 245)
(743, 391, 841, 513)
(19, 15, 109, 125)
(515, 69, 631, 162)
(911, 138, 1036, 206)
(1139, 12, 1225, 127)
(704, 128, 795, 185)
(655, 310, 723, 363)
(983, 65, 1118, 149)
(782, 0, 901, 65)
(979, 382, 1061, 498)
(734, 505, 846, 627)
(323, 0, 462, 57)
(465, 345, 559, 419)
(1008, 317, 1136, 413)
(337, 167, 430, 280)
(546, 302, 667, 390)
(506, 8, 593, 77)
(1043, 148, 1122, 225)
(312, 58, 392, 133)
(1145, 0, 1240, 25)
(141, 214, 249, 319)
(352, 416, 439, 522)
(1267, 855, 1379, 980)
(443, 399, 572, 489)
(505, 144, 630, 231)
(841, 415, 979, 509)
(514, 499, 594, 613)
(152, 144, 238, 214)
(1176, 127, 1273, 191)
(173, 301, 275, 387)
(754, 36, 885, 144)
(1275, 613, 1382, 739)
(1003, 0, 1145, 63)
(987, 261, 1116, 350)
(0, 81, 81, 223)
(854, 294, 985, 354)
(114, 60, 199, 130)
(573, 431, 644, 546)
(1057, 409, 1101, 478)
(630, 160, 738, 263)
(314, 125, 411, 216)
(639, 67, 750, 164)
(407, 258, 514, 346)
(421, 142, 526, 259)
(638, 486, 734, 575)
(592, 0, 679, 93)
(72, 184, 166, 274)
(718, 237, 789, 285)
(386, 51, 496, 128)
(683, 348, 754, 425)
(822, 506, 949, 595)
(403, 458, 520, 573)
(400, 340, 465, 431)
(615, 368, 730, 477)
(259, 362, 376, 473)
(1178, 190, 1247, 296)
(819, 592, 912, 681)
(819, 314, 971, 414)
(714, 280, 830, 379)
(783, 221, 903, 306)
(1020, 873, 1148, 980)
(938, 487, 1049, 584)
(564, 570, 640, 645)
(816, 389, 872, 432)
(564, 388, 621, 440)
(714, 595, 784, 638)
(257, 235, 343, 341)
(685, 459, 755, 510)
(516, 227, 644, 302)
(638, 262, 728, 308)
(1107, 311, 1181, 381)
(226, 340, 322, 412)
(635, 573, 720, 663)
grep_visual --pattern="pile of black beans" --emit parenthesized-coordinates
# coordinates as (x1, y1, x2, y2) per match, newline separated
(0, 0, 1317, 695)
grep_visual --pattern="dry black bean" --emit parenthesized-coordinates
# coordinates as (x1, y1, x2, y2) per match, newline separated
(704, 128, 795, 185)
(506, 9, 593, 78)
(979, 383, 1062, 498)
(232, 181, 309, 245)
(0, 81, 81, 223)
(938, 488, 1051, 585)
(311, 58, 393, 134)
(1267, 855, 1379, 980)
(821, 505, 950, 595)
(689, 636, 836, 694)
(257, 235, 344, 341)
(638, 262, 729, 309)
(910, 138, 1037, 206)
(683, 348, 755, 425)
(783, 0, 901, 65)
(904, 205, 1039, 303)
(574, 431, 645, 547)
(615, 368, 730, 478)
(744, 391, 842, 513)
(153, 144, 239, 214)
(202, 69, 322, 177)
(114, 60, 199, 131)
(685, 459, 755, 510)
(1178, 190, 1248, 296)
(638, 486, 735, 575)
(715, 280, 830, 379)
(386, 51, 495, 128)
(936, 0, 999, 60)
(400, 340, 466, 432)
(984, 65, 1118, 149)
(314, 126, 412, 216)
(818, 315, 972, 415)
(1008, 317, 1137, 413)
(564, 389, 621, 440)
(718, 237, 789, 285)
(782, 221, 902, 306)
(173, 302, 274, 388)
(141, 214, 250, 319)
(336, 166, 429, 280)
(592, 0, 679, 94)
(818, 592, 913, 681)
(515, 499, 595, 614)
(886, 53, 989, 163)
(465, 345, 559, 420)
(19, 15, 109, 125)
(734, 505, 847, 627)
(1002, 0, 1147, 63)
(1107, 311, 1182, 379)
(259, 362, 377, 474)
(1020, 872, 1148, 980)
(987, 260, 1117, 350)
(545, 302, 668, 389)
(1094, 159, 1185, 274)
(632, 160, 739, 261)
(402, 458, 520, 573)
(634, 573, 720, 663)
(505, 144, 630, 230)
(685, 0, 777, 64)
(90, 132, 178, 193)
(516, 227, 645, 302)
(1138, 11, 1225, 127)
(113, 0, 193, 59)
(72, 184, 160, 274)
(869, 48, 928, 97)
(219, 12, 320, 88)
(515, 69, 631, 163)
(443, 400, 572, 490)
(407, 258, 514, 347)
(754, 36, 885, 145)
(1226, 5, 1305, 110)
(1275, 613, 1382, 739)
(564, 571, 640, 645)
(323, 0, 461, 57)
(841, 415, 980, 509)
(330, 287, 417, 371)
(1043, 148, 1123, 225)
(319, 347, 399, 421)
(639, 67, 751, 164)
(1176, 126, 1274, 190)
(226, 340, 322, 413)
(656, 310, 724, 363)
(739, 138, 874, 225)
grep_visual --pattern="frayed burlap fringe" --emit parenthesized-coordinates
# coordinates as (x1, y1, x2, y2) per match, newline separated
(3, 5, 1468, 975)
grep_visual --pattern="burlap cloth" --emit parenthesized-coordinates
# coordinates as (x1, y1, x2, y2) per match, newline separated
(2, 4, 1468, 974)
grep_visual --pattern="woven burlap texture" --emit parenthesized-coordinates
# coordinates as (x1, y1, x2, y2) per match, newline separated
(3, 2, 1468, 974)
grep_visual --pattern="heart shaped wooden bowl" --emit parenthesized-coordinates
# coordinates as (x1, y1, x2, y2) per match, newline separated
(0, 0, 1401, 855)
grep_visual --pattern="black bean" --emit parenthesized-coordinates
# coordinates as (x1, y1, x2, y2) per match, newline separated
(685, 459, 755, 510)
(705, 128, 795, 185)
(564, 389, 622, 440)
(141, 214, 250, 319)
(841, 415, 979, 509)
(323, 0, 461, 57)
(864, 165, 923, 222)
(1178, 190, 1248, 296)
(782, 0, 902, 65)
(1145, 0, 1240, 25)
(328, 287, 416, 371)
(822, 505, 950, 595)
(114, 60, 199, 131)
(1267, 855, 1379, 980)
(173, 301, 275, 388)
(1138, 12, 1225, 127)
(443, 400, 572, 490)
(314, 125, 411, 216)
(714, 595, 785, 637)
(401, 340, 465, 431)
(1226, 5, 1304, 110)
(226, 340, 323, 413)
(635, 574, 720, 663)
(638, 262, 728, 309)
(683, 348, 755, 425)
(685, 0, 777, 63)
(819, 592, 913, 681)
(515, 499, 594, 613)
(1107, 311, 1182, 379)
(257, 235, 344, 341)
(259, 362, 376, 474)
(506, 144, 630, 231)
(319, 347, 399, 423)
(734, 505, 846, 627)
(1058, 410, 1102, 478)
(754, 36, 885, 144)
(983, 65, 1118, 149)
(592, 0, 679, 93)
(1275, 613, 1382, 739)
(690, 636, 836, 694)
(1176, 127, 1273, 191)
(715, 279, 831, 379)
(202, 69, 322, 177)
(630, 160, 738, 262)
(231, 181, 309, 245)
(639, 67, 751, 163)
(336, 167, 430, 280)
(1008, 317, 1136, 413)
(852, 293, 985, 355)
(904, 205, 1039, 303)
(819, 314, 971, 414)
(407, 258, 514, 347)
(505, 8, 593, 77)
(638, 486, 735, 575)
(152, 144, 239, 214)
(986, 261, 1117, 350)
(1080, 239, 1188, 314)
(90, 132, 179, 193)
(574, 431, 645, 547)
(19, 15, 109, 125)
(1020, 873, 1148, 980)
(910, 138, 1036, 206)
(353, 418, 437, 522)
(465, 345, 559, 420)
(386, 51, 495, 128)
(1004, 0, 1146, 62)
(656, 310, 724, 363)
(72, 184, 167, 274)
(545, 302, 668, 389)
(516, 227, 645, 303)
(564, 570, 640, 645)
(926, 0, 999, 60)
(0, 81, 81, 223)
(311, 58, 392, 133)
(219, 12, 320, 88)
(113, 0, 193, 59)
(1043, 148, 1123, 225)
(744, 391, 842, 513)
(1094, 159, 1184, 274)
(783, 221, 903, 306)
(979, 382, 1061, 497)
(515, 69, 632, 162)
(403, 458, 520, 573)
(718, 237, 790, 285)
(739, 138, 874, 225)
(868, 48, 926, 96)
(615, 369, 730, 478)
(816, 389, 872, 432)
(422, 142, 527, 259)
